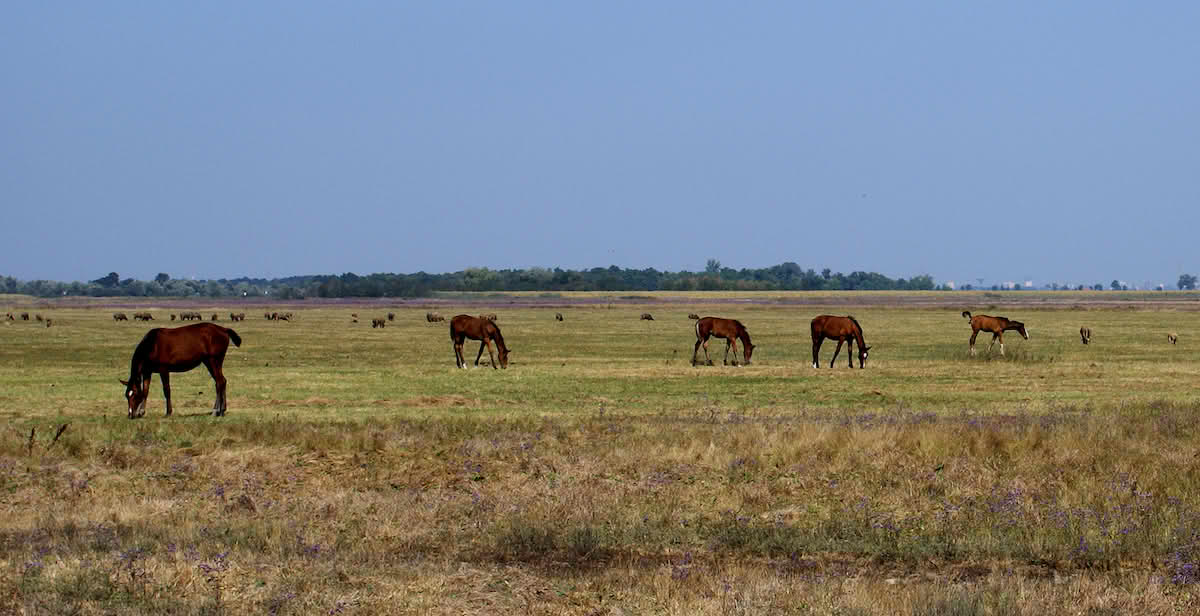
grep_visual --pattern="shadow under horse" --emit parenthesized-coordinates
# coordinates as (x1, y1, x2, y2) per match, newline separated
(120, 322, 241, 418)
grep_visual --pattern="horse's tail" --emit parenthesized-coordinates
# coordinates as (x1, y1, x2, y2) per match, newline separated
(961, 311, 972, 319)
(226, 328, 242, 347)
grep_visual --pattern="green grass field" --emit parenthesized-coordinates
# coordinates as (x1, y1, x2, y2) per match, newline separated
(3, 293, 1200, 614)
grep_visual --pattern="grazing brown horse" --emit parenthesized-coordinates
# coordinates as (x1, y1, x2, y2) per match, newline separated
(371, 318, 386, 328)
(1080, 327, 1091, 345)
(962, 311, 1028, 356)
(113, 313, 128, 321)
(687, 313, 700, 320)
(450, 314, 510, 369)
(640, 313, 654, 321)
(387, 312, 395, 321)
(810, 315, 870, 368)
(119, 323, 242, 418)
(426, 312, 445, 323)
(692, 317, 754, 366)
(479, 313, 497, 321)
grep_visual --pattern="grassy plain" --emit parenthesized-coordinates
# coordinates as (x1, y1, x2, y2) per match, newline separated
(2, 292, 1200, 614)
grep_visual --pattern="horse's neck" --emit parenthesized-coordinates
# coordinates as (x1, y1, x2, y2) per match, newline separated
(130, 355, 148, 380)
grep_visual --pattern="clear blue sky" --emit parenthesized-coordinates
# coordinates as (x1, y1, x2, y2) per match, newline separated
(3, 3, 1198, 287)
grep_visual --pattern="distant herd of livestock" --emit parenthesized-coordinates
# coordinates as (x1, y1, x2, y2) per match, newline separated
(5, 308, 1186, 354)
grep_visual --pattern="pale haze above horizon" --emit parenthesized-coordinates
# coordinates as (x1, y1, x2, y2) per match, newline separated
(3, 3, 1198, 289)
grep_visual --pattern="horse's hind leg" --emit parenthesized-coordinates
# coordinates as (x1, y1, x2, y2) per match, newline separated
(203, 360, 228, 416)
(987, 333, 999, 354)
(969, 330, 980, 356)
(160, 372, 172, 417)
(698, 338, 713, 365)
(454, 341, 466, 368)
(692, 338, 703, 366)
(829, 340, 844, 368)
(812, 338, 823, 368)
(729, 339, 739, 366)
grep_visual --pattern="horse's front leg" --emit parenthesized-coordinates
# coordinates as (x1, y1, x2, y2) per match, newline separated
(484, 339, 498, 369)
(139, 376, 152, 418)
(846, 340, 855, 368)
(160, 372, 172, 417)
(997, 333, 1005, 355)
(829, 339, 844, 368)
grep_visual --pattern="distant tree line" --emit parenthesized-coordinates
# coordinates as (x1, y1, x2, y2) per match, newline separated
(0, 263, 944, 298)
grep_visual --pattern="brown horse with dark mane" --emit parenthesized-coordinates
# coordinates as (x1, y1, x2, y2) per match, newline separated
(962, 311, 1028, 356)
(811, 315, 870, 368)
(450, 314, 510, 369)
(692, 317, 754, 366)
(119, 322, 242, 418)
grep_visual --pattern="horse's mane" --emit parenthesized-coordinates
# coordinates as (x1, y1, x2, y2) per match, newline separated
(847, 315, 863, 335)
(130, 328, 160, 378)
(487, 320, 507, 348)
